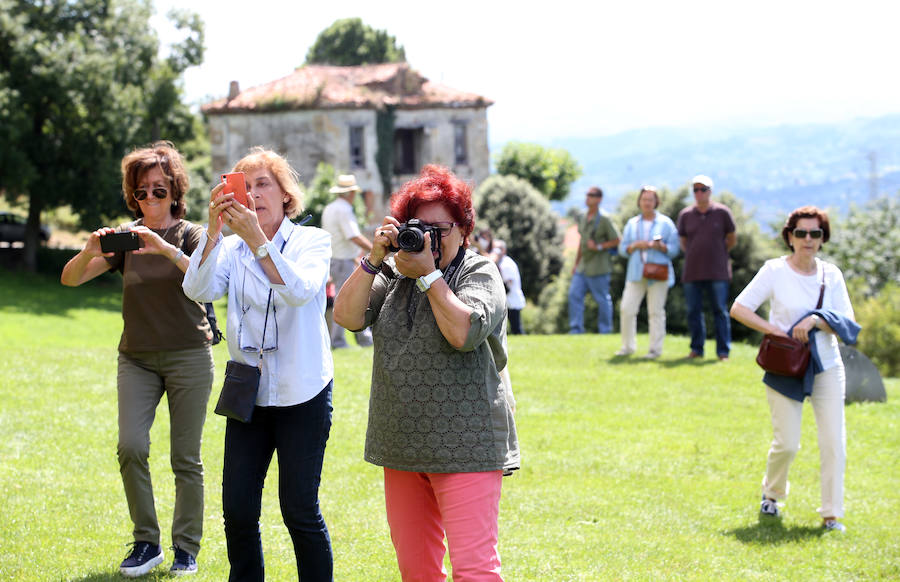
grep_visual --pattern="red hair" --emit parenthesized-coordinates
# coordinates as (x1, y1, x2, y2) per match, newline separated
(389, 165, 475, 246)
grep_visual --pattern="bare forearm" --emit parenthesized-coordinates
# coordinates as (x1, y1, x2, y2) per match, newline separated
(333, 264, 375, 331)
(730, 302, 781, 335)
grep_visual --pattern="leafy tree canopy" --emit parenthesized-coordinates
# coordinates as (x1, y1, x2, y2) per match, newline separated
(824, 193, 900, 300)
(305, 18, 405, 66)
(0, 0, 204, 270)
(474, 174, 564, 301)
(494, 142, 582, 201)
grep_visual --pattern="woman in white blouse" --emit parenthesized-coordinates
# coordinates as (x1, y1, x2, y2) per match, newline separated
(183, 147, 334, 580)
(731, 206, 857, 533)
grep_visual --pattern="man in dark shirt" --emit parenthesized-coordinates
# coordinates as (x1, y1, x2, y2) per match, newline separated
(676, 175, 737, 360)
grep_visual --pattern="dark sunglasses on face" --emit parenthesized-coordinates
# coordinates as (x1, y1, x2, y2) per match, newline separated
(133, 187, 168, 201)
(792, 228, 823, 239)
(693, 186, 710, 193)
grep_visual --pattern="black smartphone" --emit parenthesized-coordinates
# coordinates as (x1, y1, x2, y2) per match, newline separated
(100, 232, 141, 253)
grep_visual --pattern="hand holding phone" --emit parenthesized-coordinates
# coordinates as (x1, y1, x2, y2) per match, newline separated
(221, 172, 249, 207)
(99, 231, 142, 253)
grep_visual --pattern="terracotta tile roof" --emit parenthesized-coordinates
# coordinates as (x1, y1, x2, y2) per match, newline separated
(202, 62, 493, 114)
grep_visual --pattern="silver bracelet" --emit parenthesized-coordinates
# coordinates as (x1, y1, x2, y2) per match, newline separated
(172, 248, 184, 263)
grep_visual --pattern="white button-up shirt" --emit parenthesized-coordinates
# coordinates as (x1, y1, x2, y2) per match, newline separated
(183, 217, 333, 407)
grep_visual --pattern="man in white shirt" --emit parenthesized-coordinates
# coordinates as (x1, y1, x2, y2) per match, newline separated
(321, 174, 373, 348)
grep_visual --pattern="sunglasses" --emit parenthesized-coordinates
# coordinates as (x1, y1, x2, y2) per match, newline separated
(133, 187, 168, 201)
(693, 186, 710, 193)
(792, 228, 823, 239)
(587, 193, 603, 198)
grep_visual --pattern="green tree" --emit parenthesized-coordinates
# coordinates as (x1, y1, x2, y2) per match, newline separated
(305, 18, 405, 66)
(303, 162, 367, 230)
(823, 193, 900, 300)
(0, 0, 204, 271)
(494, 142, 582, 201)
(474, 175, 563, 301)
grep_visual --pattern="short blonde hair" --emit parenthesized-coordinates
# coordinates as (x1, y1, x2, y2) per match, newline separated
(233, 147, 304, 218)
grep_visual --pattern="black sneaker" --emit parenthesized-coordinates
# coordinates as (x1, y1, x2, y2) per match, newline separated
(170, 546, 198, 576)
(759, 495, 782, 518)
(119, 541, 163, 578)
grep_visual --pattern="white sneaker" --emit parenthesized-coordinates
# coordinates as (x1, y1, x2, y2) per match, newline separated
(823, 519, 846, 532)
(614, 349, 634, 356)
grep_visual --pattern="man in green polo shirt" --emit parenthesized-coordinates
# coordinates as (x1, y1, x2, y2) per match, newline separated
(568, 186, 621, 333)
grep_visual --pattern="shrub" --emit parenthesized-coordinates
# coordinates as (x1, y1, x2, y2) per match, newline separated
(854, 283, 900, 377)
(494, 142, 582, 201)
(303, 162, 366, 230)
(474, 175, 563, 301)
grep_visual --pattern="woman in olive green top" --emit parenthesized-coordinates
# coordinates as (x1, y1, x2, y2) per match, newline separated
(61, 142, 213, 577)
(334, 165, 518, 581)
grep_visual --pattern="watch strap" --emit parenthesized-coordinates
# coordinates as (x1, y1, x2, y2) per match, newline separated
(416, 269, 443, 292)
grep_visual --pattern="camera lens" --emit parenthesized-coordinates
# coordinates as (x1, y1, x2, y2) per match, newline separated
(397, 228, 424, 252)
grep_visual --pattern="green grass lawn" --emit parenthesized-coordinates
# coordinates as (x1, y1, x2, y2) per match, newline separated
(1, 272, 898, 581)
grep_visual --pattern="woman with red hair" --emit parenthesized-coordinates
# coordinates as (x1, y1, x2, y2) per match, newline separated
(335, 165, 519, 581)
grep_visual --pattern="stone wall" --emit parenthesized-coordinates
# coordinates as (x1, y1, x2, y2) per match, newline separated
(207, 106, 490, 218)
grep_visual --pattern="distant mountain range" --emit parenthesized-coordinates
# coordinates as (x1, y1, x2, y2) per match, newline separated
(509, 114, 900, 225)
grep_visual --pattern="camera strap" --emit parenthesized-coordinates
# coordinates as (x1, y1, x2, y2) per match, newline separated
(442, 246, 466, 283)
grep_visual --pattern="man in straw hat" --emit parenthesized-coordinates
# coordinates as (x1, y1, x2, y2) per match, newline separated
(322, 174, 373, 348)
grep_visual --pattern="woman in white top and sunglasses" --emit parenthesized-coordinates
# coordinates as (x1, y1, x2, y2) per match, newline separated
(731, 206, 857, 532)
(182, 147, 334, 581)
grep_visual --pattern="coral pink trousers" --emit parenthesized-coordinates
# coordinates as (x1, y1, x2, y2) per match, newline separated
(384, 468, 504, 582)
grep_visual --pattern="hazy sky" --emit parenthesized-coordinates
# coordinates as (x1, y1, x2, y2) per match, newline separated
(152, 0, 899, 144)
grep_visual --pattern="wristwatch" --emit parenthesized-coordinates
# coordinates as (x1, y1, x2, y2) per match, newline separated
(255, 242, 269, 259)
(416, 269, 443, 292)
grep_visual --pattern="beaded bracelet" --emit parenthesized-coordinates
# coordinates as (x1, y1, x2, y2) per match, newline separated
(360, 255, 379, 275)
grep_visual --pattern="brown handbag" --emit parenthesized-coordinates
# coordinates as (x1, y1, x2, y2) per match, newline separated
(756, 334, 810, 378)
(642, 262, 668, 281)
(755, 266, 825, 378)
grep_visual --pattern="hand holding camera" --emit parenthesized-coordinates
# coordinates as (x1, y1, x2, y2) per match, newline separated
(388, 219, 440, 254)
(99, 231, 142, 253)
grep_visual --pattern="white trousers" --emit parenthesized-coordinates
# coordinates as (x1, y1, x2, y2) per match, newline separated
(762, 365, 846, 518)
(619, 279, 669, 356)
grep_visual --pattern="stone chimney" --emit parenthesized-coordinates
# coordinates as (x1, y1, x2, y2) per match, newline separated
(227, 81, 240, 101)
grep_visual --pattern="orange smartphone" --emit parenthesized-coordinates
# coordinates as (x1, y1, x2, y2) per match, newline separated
(221, 172, 249, 207)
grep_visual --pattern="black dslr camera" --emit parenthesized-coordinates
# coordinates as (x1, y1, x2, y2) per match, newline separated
(388, 219, 440, 253)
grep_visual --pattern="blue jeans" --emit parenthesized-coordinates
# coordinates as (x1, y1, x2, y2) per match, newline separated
(568, 272, 613, 333)
(223, 382, 334, 582)
(683, 280, 731, 357)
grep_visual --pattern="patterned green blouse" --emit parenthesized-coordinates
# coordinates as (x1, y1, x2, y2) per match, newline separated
(360, 249, 520, 474)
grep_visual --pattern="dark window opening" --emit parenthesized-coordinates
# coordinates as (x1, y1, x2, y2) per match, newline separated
(453, 121, 468, 165)
(393, 128, 423, 175)
(349, 126, 365, 169)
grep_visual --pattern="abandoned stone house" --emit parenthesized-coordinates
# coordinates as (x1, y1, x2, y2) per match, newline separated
(202, 62, 493, 212)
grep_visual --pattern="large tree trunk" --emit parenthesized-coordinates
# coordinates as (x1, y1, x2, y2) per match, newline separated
(23, 195, 44, 273)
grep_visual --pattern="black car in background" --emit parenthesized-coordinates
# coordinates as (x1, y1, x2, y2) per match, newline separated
(0, 212, 51, 244)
